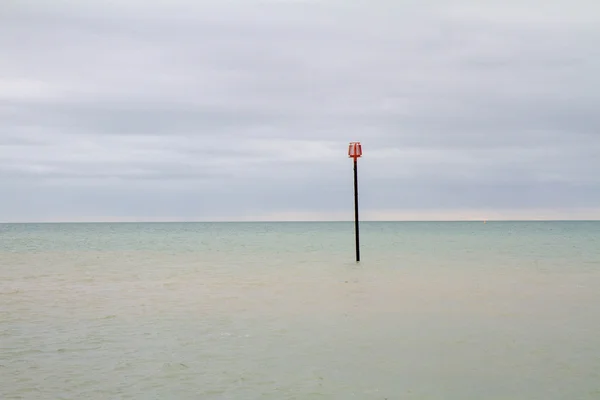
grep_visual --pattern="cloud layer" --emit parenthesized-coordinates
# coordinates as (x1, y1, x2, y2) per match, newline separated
(1, 0, 599, 221)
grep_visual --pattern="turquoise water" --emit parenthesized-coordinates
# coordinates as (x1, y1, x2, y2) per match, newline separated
(1, 222, 599, 399)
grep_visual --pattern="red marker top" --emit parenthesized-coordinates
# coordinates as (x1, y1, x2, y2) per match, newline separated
(348, 142, 362, 160)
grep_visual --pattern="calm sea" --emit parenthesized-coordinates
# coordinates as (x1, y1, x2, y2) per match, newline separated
(1, 221, 599, 399)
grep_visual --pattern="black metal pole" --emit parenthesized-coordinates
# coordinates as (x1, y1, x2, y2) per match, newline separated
(353, 158, 360, 262)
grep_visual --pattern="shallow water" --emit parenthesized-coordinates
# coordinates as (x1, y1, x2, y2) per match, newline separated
(1, 222, 599, 399)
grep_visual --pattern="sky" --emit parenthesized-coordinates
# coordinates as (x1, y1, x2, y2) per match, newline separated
(1, 0, 599, 222)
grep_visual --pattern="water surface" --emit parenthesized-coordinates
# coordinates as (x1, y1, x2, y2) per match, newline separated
(1, 222, 599, 399)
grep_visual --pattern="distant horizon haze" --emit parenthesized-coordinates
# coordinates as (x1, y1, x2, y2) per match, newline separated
(2, 207, 600, 224)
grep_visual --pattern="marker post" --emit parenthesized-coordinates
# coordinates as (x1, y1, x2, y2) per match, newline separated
(348, 142, 362, 262)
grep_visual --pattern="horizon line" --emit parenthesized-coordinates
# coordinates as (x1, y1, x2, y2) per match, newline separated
(1, 219, 599, 224)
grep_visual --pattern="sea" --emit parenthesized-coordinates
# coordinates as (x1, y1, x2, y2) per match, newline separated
(1, 221, 599, 399)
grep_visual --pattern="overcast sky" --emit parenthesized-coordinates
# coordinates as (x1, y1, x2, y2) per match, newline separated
(1, 0, 599, 222)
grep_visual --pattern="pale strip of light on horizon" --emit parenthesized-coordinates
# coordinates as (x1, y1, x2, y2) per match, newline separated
(2, 208, 600, 223)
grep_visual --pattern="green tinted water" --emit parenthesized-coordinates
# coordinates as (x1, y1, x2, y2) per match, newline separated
(1, 222, 599, 399)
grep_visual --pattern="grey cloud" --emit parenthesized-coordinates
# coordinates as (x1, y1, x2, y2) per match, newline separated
(2, 99, 287, 136)
(1, 0, 600, 221)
